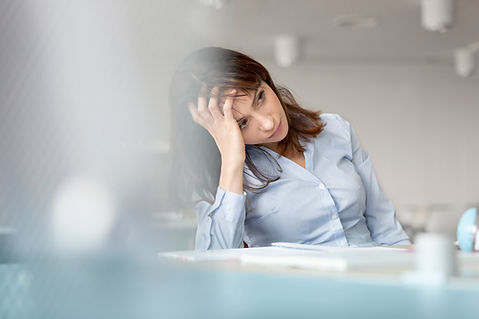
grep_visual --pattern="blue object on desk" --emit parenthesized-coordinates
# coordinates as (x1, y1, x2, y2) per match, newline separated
(457, 207, 478, 252)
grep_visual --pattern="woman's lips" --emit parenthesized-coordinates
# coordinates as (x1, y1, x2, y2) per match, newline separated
(269, 121, 282, 138)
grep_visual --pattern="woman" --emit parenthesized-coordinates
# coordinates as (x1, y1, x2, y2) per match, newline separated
(169, 47, 410, 250)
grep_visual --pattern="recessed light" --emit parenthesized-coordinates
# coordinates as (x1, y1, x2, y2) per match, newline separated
(198, 0, 230, 9)
(333, 15, 379, 29)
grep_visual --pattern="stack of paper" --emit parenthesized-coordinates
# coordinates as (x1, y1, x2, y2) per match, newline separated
(160, 242, 414, 272)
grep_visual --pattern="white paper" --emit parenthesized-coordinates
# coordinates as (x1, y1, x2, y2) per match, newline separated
(271, 242, 410, 253)
(160, 244, 414, 271)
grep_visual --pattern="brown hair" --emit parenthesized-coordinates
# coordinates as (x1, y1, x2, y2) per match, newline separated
(169, 47, 324, 207)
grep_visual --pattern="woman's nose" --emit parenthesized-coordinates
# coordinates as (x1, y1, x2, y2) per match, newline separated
(258, 113, 274, 131)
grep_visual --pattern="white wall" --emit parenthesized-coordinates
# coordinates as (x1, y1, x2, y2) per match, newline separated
(263, 60, 479, 235)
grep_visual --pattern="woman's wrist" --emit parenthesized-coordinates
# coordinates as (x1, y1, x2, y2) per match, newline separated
(220, 153, 245, 170)
(219, 162, 244, 195)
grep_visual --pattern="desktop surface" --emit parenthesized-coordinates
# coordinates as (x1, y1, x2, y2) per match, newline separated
(1, 250, 478, 319)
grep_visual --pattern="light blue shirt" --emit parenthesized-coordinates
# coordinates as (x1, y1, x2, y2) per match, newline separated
(195, 113, 410, 250)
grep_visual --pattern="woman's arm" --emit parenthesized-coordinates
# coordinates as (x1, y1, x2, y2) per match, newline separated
(347, 119, 411, 245)
(189, 86, 247, 249)
(195, 187, 246, 250)
(189, 86, 245, 195)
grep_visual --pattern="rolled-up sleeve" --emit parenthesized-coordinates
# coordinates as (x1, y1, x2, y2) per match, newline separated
(195, 187, 246, 250)
(348, 122, 411, 246)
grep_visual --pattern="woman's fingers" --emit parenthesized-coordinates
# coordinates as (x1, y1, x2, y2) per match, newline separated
(188, 102, 203, 125)
(208, 86, 222, 120)
(197, 84, 208, 114)
(223, 89, 236, 121)
(190, 86, 237, 132)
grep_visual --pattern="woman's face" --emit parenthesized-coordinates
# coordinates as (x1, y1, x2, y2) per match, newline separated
(230, 81, 288, 150)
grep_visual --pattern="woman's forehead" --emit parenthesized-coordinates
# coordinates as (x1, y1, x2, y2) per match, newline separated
(216, 87, 254, 109)
(217, 82, 265, 117)
(231, 90, 256, 118)
(233, 93, 253, 106)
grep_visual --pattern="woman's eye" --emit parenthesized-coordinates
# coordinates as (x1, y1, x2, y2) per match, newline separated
(238, 119, 248, 130)
(257, 90, 265, 103)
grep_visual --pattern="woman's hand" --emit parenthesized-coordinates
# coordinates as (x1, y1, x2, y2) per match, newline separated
(188, 86, 245, 194)
(188, 86, 246, 168)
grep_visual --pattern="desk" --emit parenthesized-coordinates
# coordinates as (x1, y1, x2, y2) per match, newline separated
(1, 251, 478, 319)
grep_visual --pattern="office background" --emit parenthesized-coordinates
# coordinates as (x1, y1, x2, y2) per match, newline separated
(2, 1, 479, 318)
(1, 0, 479, 251)
(131, 0, 479, 243)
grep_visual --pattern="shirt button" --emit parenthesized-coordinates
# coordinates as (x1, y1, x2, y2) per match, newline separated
(318, 183, 326, 190)
(332, 213, 339, 220)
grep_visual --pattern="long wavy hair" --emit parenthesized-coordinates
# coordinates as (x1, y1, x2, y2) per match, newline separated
(169, 47, 325, 208)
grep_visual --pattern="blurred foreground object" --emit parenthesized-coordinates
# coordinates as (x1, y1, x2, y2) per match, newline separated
(50, 176, 116, 253)
(413, 233, 457, 284)
(457, 207, 479, 252)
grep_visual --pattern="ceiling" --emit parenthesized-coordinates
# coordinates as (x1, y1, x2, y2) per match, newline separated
(172, 0, 479, 64)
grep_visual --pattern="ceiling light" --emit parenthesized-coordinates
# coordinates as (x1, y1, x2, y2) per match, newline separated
(275, 35, 300, 67)
(333, 15, 379, 29)
(421, 0, 455, 32)
(198, 0, 229, 9)
(455, 48, 475, 78)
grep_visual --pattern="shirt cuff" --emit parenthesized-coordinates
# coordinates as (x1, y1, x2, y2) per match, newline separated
(209, 186, 247, 223)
